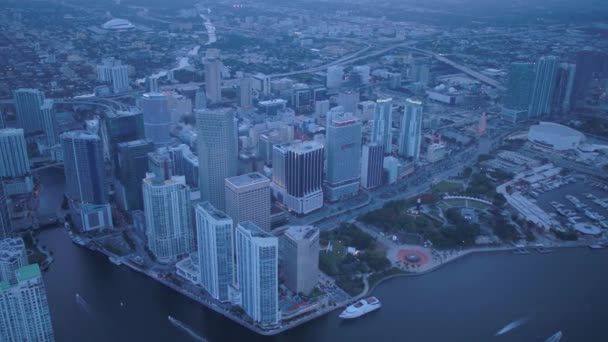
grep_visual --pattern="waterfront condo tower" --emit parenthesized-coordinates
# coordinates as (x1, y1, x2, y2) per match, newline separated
(60, 130, 107, 204)
(0, 264, 55, 342)
(142, 173, 194, 263)
(235, 222, 279, 326)
(195, 202, 234, 302)
(0, 128, 30, 178)
(280, 225, 320, 295)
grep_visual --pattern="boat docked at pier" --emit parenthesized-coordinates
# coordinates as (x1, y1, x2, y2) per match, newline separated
(339, 296, 381, 319)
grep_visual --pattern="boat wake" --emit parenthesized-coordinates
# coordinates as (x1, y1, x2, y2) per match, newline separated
(494, 314, 532, 336)
(168, 315, 208, 342)
(75, 293, 93, 315)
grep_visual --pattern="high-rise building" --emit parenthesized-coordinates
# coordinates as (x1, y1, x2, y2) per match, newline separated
(551, 63, 576, 115)
(337, 91, 360, 114)
(39, 99, 58, 147)
(141, 93, 171, 147)
(325, 112, 362, 201)
(195, 202, 234, 302)
(104, 109, 145, 157)
(111, 64, 130, 94)
(272, 140, 324, 214)
(358, 101, 376, 121)
(528, 56, 559, 118)
(148, 148, 174, 182)
(196, 107, 237, 210)
(409, 64, 430, 85)
(0, 238, 27, 284)
(572, 50, 608, 109)
(194, 87, 207, 110)
(60, 131, 107, 204)
(361, 143, 384, 189)
(115, 139, 155, 211)
(398, 99, 423, 161)
(142, 173, 194, 263)
(239, 77, 253, 110)
(0, 128, 30, 178)
(225, 173, 271, 231)
(326, 65, 344, 89)
(0, 264, 55, 342)
(204, 57, 222, 103)
(167, 144, 199, 189)
(372, 98, 393, 153)
(0, 183, 10, 239)
(235, 222, 279, 326)
(145, 76, 159, 93)
(13, 89, 45, 134)
(502, 62, 535, 123)
(280, 225, 319, 295)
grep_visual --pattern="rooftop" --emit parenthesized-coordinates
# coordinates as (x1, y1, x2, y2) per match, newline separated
(238, 221, 273, 238)
(15, 264, 41, 282)
(225, 172, 269, 188)
(61, 130, 100, 141)
(198, 201, 232, 222)
(284, 225, 319, 241)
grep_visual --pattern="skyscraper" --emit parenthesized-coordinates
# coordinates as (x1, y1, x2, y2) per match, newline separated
(528, 56, 559, 118)
(60, 131, 107, 204)
(204, 57, 222, 103)
(225, 173, 271, 231)
(104, 109, 145, 158)
(0, 183, 10, 239)
(141, 93, 171, 147)
(13, 89, 45, 134)
(272, 140, 324, 214)
(195, 202, 234, 302)
(0, 238, 28, 284)
(196, 107, 237, 210)
(0, 264, 55, 342)
(372, 98, 393, 153)
(39, 99, 58, 147)
(280, 225, 319, 295)
(111, 64, 130, 93)
(552, 63, 577, 115)
(325, 112, 362, 202)
(0, 128, 30, 178)
(115, 139, 155, 211)
(142, 173, 194, 263)
(398, 99, 423, 161)
(235, 222, 279, 326)
(572, 50, 608, 109)
(147, 148, 173, 182)
(502, 62, 535, 123)
(239, 77, 253, 110)
(360, 143, 384, 189)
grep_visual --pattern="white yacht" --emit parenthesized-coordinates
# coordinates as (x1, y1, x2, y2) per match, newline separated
(339, 297, 381, 319)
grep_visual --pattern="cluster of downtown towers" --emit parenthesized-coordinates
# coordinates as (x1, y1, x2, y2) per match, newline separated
(0, 80, 424, 333)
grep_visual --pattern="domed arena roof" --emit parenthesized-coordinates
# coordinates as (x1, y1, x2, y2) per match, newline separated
(102, 19, 135, 30)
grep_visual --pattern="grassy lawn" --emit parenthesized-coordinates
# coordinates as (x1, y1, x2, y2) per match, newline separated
(433, 181, 463, 194)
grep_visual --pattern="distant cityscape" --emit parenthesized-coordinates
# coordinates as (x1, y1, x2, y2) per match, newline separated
(1, 0, 608, 340)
